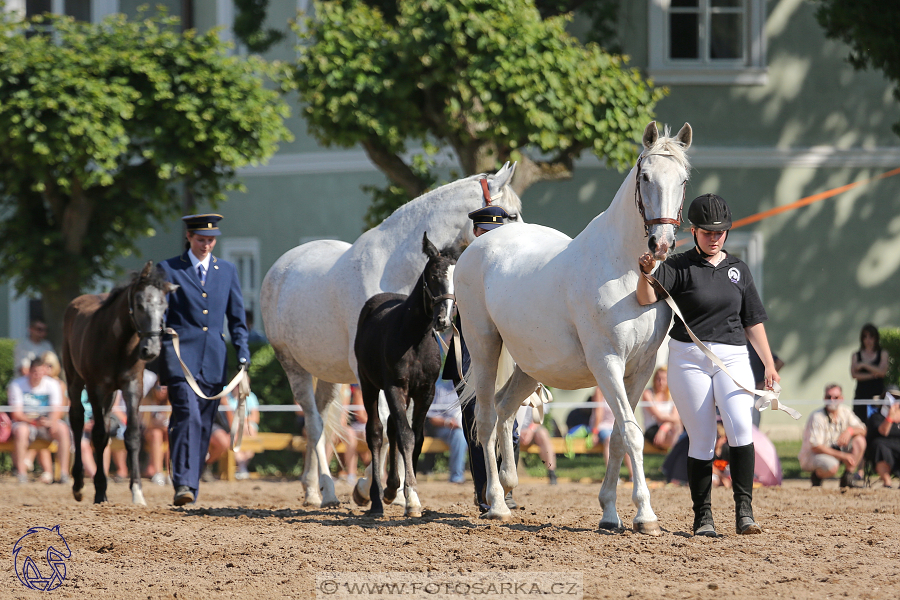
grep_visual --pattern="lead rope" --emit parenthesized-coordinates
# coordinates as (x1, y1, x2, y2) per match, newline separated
(165, 327, 251, 450)
(640, 276, 800, 419)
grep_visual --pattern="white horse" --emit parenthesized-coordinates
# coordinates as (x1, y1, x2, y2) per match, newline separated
(455, 122, 691, 533)
(260, 164, 522, 507)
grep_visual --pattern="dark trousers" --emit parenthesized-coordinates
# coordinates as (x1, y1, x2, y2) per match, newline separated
(168, 378, 221, 497)
(460, 397, 519, 503)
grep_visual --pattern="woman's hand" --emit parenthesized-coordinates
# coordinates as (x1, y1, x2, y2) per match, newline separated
(764, 365, 781, 390)
(638, 252, 657, 275)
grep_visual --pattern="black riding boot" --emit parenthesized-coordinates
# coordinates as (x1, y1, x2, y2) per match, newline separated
(687, 457, 716, 537)
(731, 443, 762, 535)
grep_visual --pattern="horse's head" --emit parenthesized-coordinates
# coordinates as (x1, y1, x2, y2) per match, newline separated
(637, 121, 692, 260)
(462, 162, 524, 246)
(421, 232, 458, 333)
(131, 261, 179, 361)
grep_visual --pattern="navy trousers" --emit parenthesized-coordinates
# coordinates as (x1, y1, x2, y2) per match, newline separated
(168, 378, 221, 498)
(460, 398, 519, 506)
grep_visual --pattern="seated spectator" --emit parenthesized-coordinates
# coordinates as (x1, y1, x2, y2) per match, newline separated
(426, 379, 467, 484)
(14, 319, 54, 376)
(142, 383, 171, 486)
(35, 351, 68, 477)
(584, 387, 633, 479)
(79, 389, 129, 482)
(516, 403, 557, 485)
(207, 383, 261, 481)
(641, 367, 683, 451)
(8, 355, 70, 484)
(867, 388, 900, 488)
(799, 383, 866, 488)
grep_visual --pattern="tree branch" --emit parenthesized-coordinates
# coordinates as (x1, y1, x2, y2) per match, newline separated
(360, 139, 431, 199)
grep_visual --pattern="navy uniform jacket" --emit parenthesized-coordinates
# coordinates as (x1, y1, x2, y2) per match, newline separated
(157, 252, 251, 386)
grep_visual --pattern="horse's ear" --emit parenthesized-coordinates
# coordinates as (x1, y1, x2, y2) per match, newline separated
(422, 231, 439, 259)
(675, 122, 692, 149)
(491, 161, 516, 192)
(140, 261, 154, 279)
(642, 121, 659, 150)
(164, 282, 180, 295)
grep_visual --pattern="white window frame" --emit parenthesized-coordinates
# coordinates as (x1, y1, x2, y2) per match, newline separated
(221, 237, 261, 322)
(648, 0, 767, 85)
(9, 1, 118, 22)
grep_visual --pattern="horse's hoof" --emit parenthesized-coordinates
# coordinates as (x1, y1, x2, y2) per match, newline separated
(366, 508, 384, 517)
(383, 490, 397, 504)
(633, 520, 662, 536)
(598, 520, 625, 532)
(352, 486, 369, 506)
(405, 508, 423, 518)
(73, 490, 83, 502)
(303, 498, 323, 508)
(481, 509, 512, 522)
(321, 498, 341, 508)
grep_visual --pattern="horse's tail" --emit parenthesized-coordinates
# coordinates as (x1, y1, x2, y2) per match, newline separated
(322, 394, 355, 470)
(456, 341, 516, 410)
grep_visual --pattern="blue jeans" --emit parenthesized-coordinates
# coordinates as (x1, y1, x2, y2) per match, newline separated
(433, 426, 467, 483)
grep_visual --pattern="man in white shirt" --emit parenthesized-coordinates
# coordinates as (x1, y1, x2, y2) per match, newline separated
(8, 354, 70, 483)
(798, 383, 866, 488)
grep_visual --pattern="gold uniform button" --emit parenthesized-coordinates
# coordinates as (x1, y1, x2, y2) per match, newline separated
(202, 293, 207, 298)
(202, 327, 208, 331)
(202, 310, 208, 314)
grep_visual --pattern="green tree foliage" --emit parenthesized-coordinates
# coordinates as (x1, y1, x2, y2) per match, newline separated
(815, 0, 900, 136)
(0, 11, 292, 347)
(289, 0, 664, 226)
(880, 328, 900, 389)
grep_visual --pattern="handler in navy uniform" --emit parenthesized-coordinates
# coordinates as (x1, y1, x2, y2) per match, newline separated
(158, 214, 250, 506)
(443, 205, 520, 513)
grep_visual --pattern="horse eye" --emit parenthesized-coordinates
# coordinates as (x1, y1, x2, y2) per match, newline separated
(642, 173, 650, 182)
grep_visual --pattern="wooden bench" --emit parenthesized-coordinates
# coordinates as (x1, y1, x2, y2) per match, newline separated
(0, 439, 61, 479)
(214, 432, 666, 481)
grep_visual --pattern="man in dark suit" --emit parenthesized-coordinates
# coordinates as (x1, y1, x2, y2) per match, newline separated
(158, 214, 250, 505)
(443, 206, 519, 513)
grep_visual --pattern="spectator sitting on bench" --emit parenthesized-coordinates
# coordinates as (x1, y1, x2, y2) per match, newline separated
(641, 367, 683, 451)
(207, 382, 260, 481)
(8, 354, 70, 484)
(143, 383, 171, 486)
(516, 403, 558, 485)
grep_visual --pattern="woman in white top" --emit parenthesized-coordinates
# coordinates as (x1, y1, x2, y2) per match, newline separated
(641, 367, 683, 451)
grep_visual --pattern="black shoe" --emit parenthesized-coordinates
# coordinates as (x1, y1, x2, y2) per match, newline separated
(548, 470, 558, 485)
(173, 486, 195, 506)
(810, 471, 823, 487)
(200, 466, 215, 483)
(687, 457, 716, 537)
(504, 491, 517, 510)
(839, 469, 862, 489)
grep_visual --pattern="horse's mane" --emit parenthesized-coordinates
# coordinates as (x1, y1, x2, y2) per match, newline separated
(644, 126, 691, 172)
(376, 172, 523, 230)
(100, 267, 169, 309)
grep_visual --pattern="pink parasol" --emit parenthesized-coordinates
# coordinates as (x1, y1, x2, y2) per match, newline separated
(752, 425, 782, 486)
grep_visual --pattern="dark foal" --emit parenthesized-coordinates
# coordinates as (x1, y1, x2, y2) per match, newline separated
(62, 261, 178, 505)
(354, 232, 457, 517)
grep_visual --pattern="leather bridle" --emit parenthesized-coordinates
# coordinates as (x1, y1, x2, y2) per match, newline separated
(421, 272, 455, 314)
(634, 153, 687, 237)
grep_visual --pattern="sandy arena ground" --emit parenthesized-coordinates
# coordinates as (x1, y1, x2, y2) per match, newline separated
(3, 474, 899, 599)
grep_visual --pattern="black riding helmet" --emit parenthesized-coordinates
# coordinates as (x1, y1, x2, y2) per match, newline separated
(688, 193, 732, 231)
(688, 194, 732, 257)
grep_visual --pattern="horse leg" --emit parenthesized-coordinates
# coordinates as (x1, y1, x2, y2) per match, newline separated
(353, 390, 389, 505)
(273, 351, 323, 507)
(383, 411, 401, 504)
(470, 339, 510, 521)
(360, 380, 385, 516)
(314, 380, 342, 507)
(388, 386, 422, 517)
(90, 392, 112, 504)
(594, 359, 660, 536)
(67, 375, 86, 502)
(121, 379, 146, 506)
(598, 426, 626, 531)
(495, 367, 539, 494)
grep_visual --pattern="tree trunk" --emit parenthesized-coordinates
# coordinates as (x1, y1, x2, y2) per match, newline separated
(41, 277, 81, 359)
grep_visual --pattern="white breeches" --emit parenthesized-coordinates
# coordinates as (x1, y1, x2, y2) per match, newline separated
(667, 338, 755, 460)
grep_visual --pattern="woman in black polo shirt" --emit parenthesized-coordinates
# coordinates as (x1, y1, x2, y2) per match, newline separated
(636, 194, 780, 538)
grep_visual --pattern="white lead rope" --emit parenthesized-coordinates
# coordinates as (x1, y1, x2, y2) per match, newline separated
(165, 328, 251, 451)
(643, 275, 801, 420)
